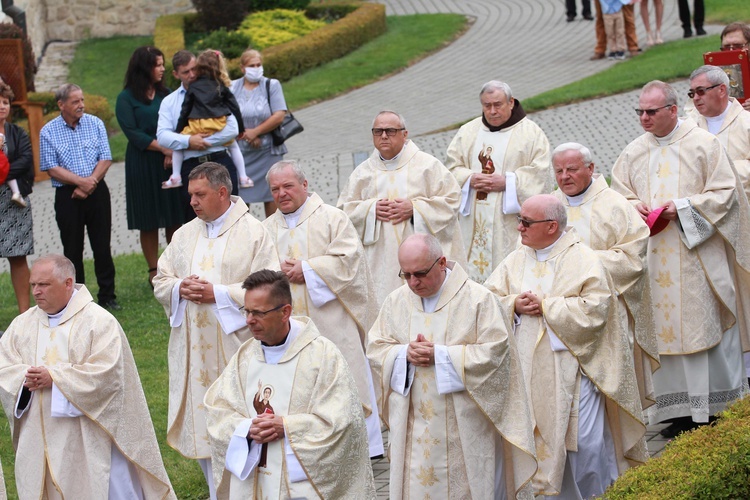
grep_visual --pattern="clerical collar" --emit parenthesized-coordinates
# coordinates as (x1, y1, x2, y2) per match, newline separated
(380, 142, 407, 169)
(206, 201, 235, 238)
(535, 231, 566, 262)
(565, 181, 593, 207)
(481, 99, 527, 131)
(654, 119, 682, 146)
(48, 289, 79, 327)
(422, 267, 452, 313)
(262, 318, 302, 364)
(282, 197, 309, 229)
(704, 101, 732, 135)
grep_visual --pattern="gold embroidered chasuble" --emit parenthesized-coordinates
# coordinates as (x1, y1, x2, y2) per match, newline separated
(154, 197, 280, 459)
(446, 116, 552, 281)
(486, 231, 647, 495)
(553, 176, 660, 409)
(263, 193, 376, 412)
(337, 140, 466, 305)
(611, 120, 750, 355)
(205, 317, 376, 499)
(688, 97, 750, 198)
(0, 285, 175, 499)
(367, 263, 537, 499)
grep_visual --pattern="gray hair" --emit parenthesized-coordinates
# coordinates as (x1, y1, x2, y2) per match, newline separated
(480, 80, 513, 101)
(188, 162, 232, 191)
(372, 110, 407, 129)
(55, 83, 82, 103)
(543, 197, 568, 229)
(401, 233, 444, 261)
(641, 80, 678, 107)
(690, 65, 730, 87)
(33, 254, 76, 282)
(266, 160, 307, 185)
(552, 142, 593, 165)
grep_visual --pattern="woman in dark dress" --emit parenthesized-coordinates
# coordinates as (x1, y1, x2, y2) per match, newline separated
(116, 46, 183, 286)
(0, 82, 33, 312)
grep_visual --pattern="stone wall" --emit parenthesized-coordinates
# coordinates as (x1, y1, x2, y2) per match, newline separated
(1, 0, 193, 58)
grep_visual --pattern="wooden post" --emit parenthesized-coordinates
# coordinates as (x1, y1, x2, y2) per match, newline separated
(18, 101, 48, 181)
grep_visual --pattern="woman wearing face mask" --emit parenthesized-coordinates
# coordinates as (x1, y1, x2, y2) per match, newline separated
(230, 49, 288, 217)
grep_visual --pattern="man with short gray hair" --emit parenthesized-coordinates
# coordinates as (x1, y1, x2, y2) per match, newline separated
(153, 162, 279, 499)
(486, 194, 647, 498)
(338, 110, 466, 306)
(263, 160, 384, 457)
(40, 83, 118, 310)
(446, 80, 552, 282)
(612, 80, 750, 438)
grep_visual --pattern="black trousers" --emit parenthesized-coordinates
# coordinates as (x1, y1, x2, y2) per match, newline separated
(678, 0, 704, 30)
(54, 181, 116, 303)
(566, 0, 591, 17)
(179, 150, 239, 222)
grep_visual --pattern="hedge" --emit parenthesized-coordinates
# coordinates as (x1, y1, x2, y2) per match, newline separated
(603, 396, 750, 499)
(15, 92, 114, 134)
(152, 3, 386, 85)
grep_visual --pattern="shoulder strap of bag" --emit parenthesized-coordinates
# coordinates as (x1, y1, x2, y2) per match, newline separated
(265, 78, 274, 113)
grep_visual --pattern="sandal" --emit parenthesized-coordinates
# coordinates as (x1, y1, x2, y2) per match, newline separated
(239, 177, 254, 189)
(148, 267, 157, 289)
(162, 176, 182, 189)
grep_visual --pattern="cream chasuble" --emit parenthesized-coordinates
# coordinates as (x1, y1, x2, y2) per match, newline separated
(486, 231, 648, 495)
(263, 193, 377, 414)
(205, 317, 376, 499)
(611, 120, 750, 422)
(446, 116, 552, 281)
(338, 140, 466, 306)
(0, 285, 175, 500)
(553, 176, 659, 410)
(367, 264, 537, 500)
(154, 197, 280, 459)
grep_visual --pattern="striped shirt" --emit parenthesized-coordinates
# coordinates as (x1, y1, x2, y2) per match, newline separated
(40, 114, 112, 188)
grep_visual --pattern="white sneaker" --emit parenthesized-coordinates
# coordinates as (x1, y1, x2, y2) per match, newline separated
(162, 175, 182, 189)
(239, 176, 254, 189)
(11, 192, 27, 208)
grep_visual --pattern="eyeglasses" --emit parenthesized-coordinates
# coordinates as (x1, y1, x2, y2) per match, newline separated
(517, 215, 554, 228)
(372, 128, 405, 137)
(687, 84, 721, 99)
(241, 303, 288, 319)
(398, 257, 441, 280)
(721, 43, 749, 51)
(634, 104, 673, 117)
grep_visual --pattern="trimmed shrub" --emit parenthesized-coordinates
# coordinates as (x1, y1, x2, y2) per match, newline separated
(603, 396, 750, 499)
(195, 28, 252, 59)
(247, 0, 310, 12)
(192, 0, 247, 31)
(154, 13, 199, 89)
(0, 22, 37, 92)
(305, 3, 358, 21)
(15, 92, 114, 133)
(237, 9, 326, 51)
(261, 2, 386, 82)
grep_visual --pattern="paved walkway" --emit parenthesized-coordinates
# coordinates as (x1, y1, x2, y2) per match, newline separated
(8, 0, 725, 493)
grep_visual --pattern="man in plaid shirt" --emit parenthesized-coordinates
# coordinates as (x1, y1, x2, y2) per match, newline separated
(40, 83, 120, 311)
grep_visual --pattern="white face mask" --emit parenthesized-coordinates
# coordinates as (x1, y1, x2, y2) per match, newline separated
(244, 66, 264, 83)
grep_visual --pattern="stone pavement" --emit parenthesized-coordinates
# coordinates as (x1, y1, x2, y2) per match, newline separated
(6, 0, 723, 493)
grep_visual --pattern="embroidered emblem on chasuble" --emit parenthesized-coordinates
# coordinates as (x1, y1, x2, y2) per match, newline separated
(405, 306, 471, 498)
(646, 146, 682, 353)
(243, 353, 300, 498)
(187, 233, 230, 455)
(375, 165, 410, 243)
(466, 129, 512, 282)
(277, 223, 310, 316)
(38, 322, 70, 369)
(565, 206, 591, 245)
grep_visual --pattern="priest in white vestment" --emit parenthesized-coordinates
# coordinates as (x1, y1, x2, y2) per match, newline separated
(551, 142, 660, 410)
(204, 270, 376, 499)
(367, 233, 537, 500)
(153, 163, 279, 498)
(611, 80, 750, 438)
(446, 80, 553, 282)
(262, 160, 384, 457)
(337, 110, 466, 306)
(0, 255, 175, 499)
(486, 195, 648, 498)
